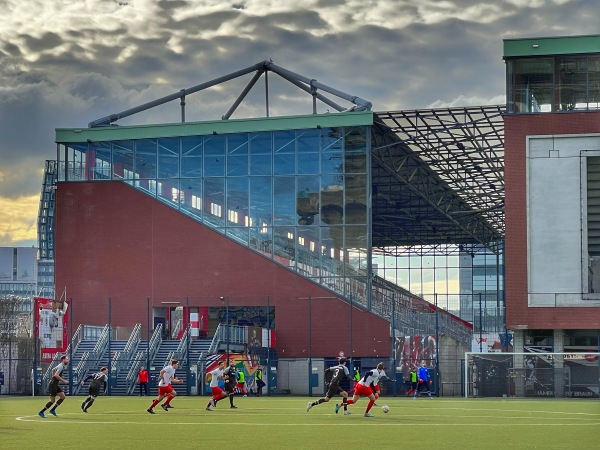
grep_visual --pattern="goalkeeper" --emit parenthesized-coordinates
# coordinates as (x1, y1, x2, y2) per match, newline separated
(413, 360, 433, 399)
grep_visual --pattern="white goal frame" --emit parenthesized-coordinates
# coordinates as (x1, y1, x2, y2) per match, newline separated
(464, 351, 600, 399)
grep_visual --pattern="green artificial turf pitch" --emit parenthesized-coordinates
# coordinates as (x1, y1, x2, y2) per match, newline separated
(1, 396, 598, 449)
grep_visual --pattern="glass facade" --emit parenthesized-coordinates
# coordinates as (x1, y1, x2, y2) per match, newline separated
(57, 125, 372, 307)
(506, 53, 600, 113)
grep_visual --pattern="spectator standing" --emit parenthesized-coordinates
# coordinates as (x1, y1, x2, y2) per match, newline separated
(138, 366, 149, 396)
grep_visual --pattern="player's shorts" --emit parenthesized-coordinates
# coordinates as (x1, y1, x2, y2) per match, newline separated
(372, 384, 381, 395)
(355, 383, 374, 397)
(48, 381, 63, 396)
(224, 381, 235, 393)
(211, 386, 225, 397)
(325, 383, 344, 399)
(236, 383, 245, 389)
(159, 384, 174, 396)
(89, 384, 101, 397)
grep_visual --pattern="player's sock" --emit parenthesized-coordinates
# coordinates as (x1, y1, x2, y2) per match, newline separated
(229, 395, 234, 407)
(365, 398, 375, 413)
(163, 395, 173, 407)
(41, 401, 53, 413)
(317, 398, 325, 405)
(52, 398, 64, 410)
(149, 398, 161, 409)
(346, 399, 354, 405)
(343, 398, 348, 411)
(86, 399, 95, 410)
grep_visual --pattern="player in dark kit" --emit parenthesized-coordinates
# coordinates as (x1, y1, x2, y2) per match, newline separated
(306, 357, 353, 415)
(80, 367, 108, 412)
(223, 360, 238, 408)
(38, 355, 69, 418)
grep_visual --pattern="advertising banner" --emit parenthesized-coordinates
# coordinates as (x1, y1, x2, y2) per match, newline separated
(35, 297, 69, 362)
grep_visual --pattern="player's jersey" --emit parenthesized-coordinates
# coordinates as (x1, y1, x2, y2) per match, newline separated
(372, 368, 387, 386)
(209, 368, 224, 388)
(358, 368, 385, 387)
(50, 362, 67, 384)
(159, 365, 176, 386)
(326, 364, 350, 386)
(417, 366, 429, 381)
(86, 371, 108, 390)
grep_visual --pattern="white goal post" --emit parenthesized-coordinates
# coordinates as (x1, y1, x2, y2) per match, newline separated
(464, 352, 600, 399)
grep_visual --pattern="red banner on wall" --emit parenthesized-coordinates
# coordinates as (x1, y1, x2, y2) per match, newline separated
(35, 297, 69, 362)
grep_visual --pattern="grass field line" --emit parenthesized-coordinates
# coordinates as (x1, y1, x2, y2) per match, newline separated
(14, 415, 600, 427)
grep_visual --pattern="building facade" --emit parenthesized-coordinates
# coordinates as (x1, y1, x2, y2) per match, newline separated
(504, 35, 600, 353)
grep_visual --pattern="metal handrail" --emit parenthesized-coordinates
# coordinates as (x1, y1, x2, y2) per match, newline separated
(148, 323, 163, 362)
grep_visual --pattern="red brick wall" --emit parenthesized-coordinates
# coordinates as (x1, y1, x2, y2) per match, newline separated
(505, 112, 600, 329)
(55, 181, 390, 358)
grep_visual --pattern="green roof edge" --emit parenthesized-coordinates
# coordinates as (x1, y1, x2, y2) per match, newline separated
(56, 111, 374, 143)
(503, 34, 600, 58)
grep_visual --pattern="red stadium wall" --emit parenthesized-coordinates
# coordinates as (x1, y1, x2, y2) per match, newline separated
(504, 112, 600, 329)
(54, 181, 390, 358)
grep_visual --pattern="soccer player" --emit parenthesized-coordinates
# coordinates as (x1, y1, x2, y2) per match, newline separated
(236, 367, 248, 396)
(222, 360, 238, 408)
(414, 360, 433, 399)
(80, 367, 108, 412)
(307, 357, 353, 415)
(38, 355, 69, 418)
(147, 359, 183, 414)
(205, 360, 228, 411)
(406, 365, 418, 396)
(337, 362, 386, 417)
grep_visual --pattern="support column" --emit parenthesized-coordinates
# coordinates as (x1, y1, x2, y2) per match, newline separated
(553, 329, 565, 398)
(513, 330, 525, 397)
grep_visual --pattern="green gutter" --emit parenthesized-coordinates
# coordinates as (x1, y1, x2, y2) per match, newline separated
(504, 34, 600, 58)
(56, 111, 374, 143)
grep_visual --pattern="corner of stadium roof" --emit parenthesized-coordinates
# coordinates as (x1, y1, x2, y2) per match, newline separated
(59, 60, 504, 256)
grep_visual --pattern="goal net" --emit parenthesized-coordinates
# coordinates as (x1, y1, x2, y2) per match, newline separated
(464, 352, 600, 398)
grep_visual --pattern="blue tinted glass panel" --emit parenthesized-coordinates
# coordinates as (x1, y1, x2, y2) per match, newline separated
(135, 139, 157, 179)
(227, 154, 248, 176)
(297, 129, 320, 153)
(226, 227, 249, 246)
(321, 152, 343, 174)
(296, 176, 320, 226)
(322, 128, 343, 152)
(250, 155, 271, 175)
(228, 133, 248, 155)
(158, 137, 180, 178)
(274, 154, 295, 175)
(157, 178, 179, 209)
(345, 153, 366, 174)
(273, 226, 296, 266)
(180, 179, 203, 220)
(113, 140, 134, 179)
(345, 127, 367, 154)
(274, 130, 295, 153)
(298, 153, 319, 174)
(345, 174, 367, 224)
(227, 177, 249, 224)
(181, 136, 202, 178)
(93, 144, 111, 180)
(204, 135, 226, 176)
(204, 177, 225, 228)
(250, 177, 272, 227)
(273, 177, 296, 226)
(250, 132, 272, 154)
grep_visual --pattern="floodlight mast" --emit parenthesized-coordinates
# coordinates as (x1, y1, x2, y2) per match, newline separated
(88, 60, 371, 128)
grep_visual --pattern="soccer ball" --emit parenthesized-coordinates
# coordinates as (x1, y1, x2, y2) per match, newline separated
(381, 405, 390, 413)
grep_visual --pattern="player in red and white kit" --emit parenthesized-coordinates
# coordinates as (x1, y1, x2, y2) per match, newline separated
(147, 360, 183, 414)
(205, 360, 228, 411)
(337, 362, 387, 417)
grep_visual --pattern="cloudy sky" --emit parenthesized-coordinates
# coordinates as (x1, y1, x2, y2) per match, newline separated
(0, 0, 597, 247)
